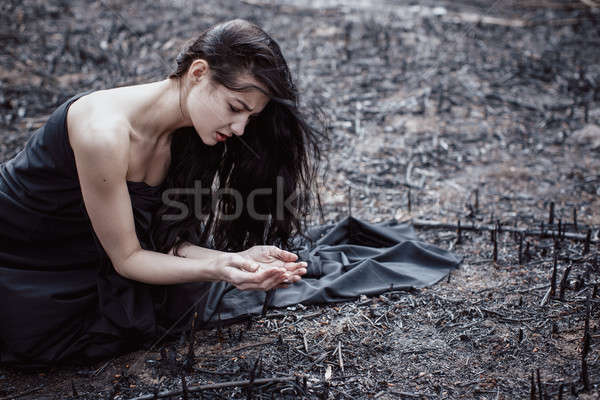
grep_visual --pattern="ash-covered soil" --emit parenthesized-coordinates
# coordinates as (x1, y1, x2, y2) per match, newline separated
(1, 0, 599, 398)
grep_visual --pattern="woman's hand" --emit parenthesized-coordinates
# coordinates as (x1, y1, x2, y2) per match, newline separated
(217, 246, 307, 291)
(237, 245, 307, 282)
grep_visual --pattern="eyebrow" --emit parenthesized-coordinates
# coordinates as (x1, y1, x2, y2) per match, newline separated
(235, 98, 255, 113)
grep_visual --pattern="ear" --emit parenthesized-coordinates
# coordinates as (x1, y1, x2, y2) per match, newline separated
(187, 59, 210, 83)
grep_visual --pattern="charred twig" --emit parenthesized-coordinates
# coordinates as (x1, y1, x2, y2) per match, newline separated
(0, 385, 45, 400)
(124, 376, 302, 400)
(337, 341, 344, 374)
(530, 370, 536, 400)
(184, 312, 198, 372)
(480, 307, 534, 322)
(492, 227, 498, 263)
(347, 186, 352, 217)
(411, 219, 598, 243)
(181, 375, 189, 400)
(559, 265, 572, 300)
(518, 233, 524, 265)
(261, 289, 274, 317)
(550, 241, 559, 297)
(584, 229, 591, 254)
(581, 292, 591, 392)
(536, 369, 544, 400)
(515, 284, 550, 294)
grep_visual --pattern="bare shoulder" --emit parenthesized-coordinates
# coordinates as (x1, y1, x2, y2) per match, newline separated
(67, 91, 131, 162)
(67, 91, 133, 184)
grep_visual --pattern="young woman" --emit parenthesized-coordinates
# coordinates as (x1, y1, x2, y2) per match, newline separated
(0, 19, 324, 368)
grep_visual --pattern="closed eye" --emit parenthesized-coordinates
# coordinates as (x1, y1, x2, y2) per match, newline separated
(230, 104, 259, 120)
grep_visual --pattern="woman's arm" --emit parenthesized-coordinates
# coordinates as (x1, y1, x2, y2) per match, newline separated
(168, 243, 307, 286)
(68, 117, 288, 288)
(119, 249, 234, 284)
(168, 242, 223, 258)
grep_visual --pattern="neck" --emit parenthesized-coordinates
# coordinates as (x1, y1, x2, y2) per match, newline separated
(129, 78, 192, 145)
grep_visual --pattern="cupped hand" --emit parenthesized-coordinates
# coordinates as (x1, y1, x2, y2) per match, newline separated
(219, 251, 306, 291)
(237, 245, 308, 279)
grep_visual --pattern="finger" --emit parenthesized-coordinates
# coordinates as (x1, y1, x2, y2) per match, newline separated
(230, 254, 259, 272)
(287, 271, 304, 282)
(241, 262, 260, 272)
(282, 261, 308, 272)
(256, 266, 285, 284)
(293, 268, 307, 277)
(265, 268, 292, 290)
(269, 246, 298, 262)
(266, 274, 289, 290)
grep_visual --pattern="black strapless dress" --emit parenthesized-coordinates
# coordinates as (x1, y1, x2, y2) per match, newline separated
(0, 91, 173, 368)
(0, 91, 461, 370)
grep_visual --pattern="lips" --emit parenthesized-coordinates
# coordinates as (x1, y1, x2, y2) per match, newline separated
(216, 131, 230, 142)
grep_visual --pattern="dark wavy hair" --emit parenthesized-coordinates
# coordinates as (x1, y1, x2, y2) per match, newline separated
(150, 19, 327, 255)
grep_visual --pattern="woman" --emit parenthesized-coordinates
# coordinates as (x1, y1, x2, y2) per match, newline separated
(0, 19, 323, 368)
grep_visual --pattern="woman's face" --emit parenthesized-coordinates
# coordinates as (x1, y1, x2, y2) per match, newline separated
(185, 61, 270, 146)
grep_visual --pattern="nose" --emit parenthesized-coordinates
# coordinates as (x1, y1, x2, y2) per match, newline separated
(230, 116, 249, 136)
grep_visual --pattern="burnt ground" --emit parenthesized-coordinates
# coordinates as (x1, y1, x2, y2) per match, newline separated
(1, 0, 600, 398)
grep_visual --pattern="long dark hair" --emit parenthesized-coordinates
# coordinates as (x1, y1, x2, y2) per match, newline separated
(150, 19, 327, 254)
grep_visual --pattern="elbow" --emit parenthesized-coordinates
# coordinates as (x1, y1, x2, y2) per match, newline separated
(112, 259, 130, 279)
(112, 248, 141, 280)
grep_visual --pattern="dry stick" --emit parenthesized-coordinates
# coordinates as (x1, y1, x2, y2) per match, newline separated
(518, 327, 523, 343)
(125, 377, 300, 400)
(559, 265, 572, 301)
(456, 219, 462, 245)
(541, 222, 545, 239)
(347, 186, 352, 217)
(181, 375, 189, 400)
(411, 219, 598, 243)
(558, 219, 562, 240)
(338, 341, 344, 375)
(558, 383, 564, 400)
(581, 292, 591, 392)
(573, 208, 578, 232)
(184, 312, 198, 371)
(549, 201, 555, 225)
(493, 227, 498, 264)
(518, 233, 524, 265)
(0, 385, 45, 400)
(536, 368, 544, 400)
(584, 229, 591, 254)
(540, 286, 552, 306)
(247, 356, 261, 400)
(550, 241, 559, 297)
(303, 331, 309, 354)
(529, 370, 536, 400)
